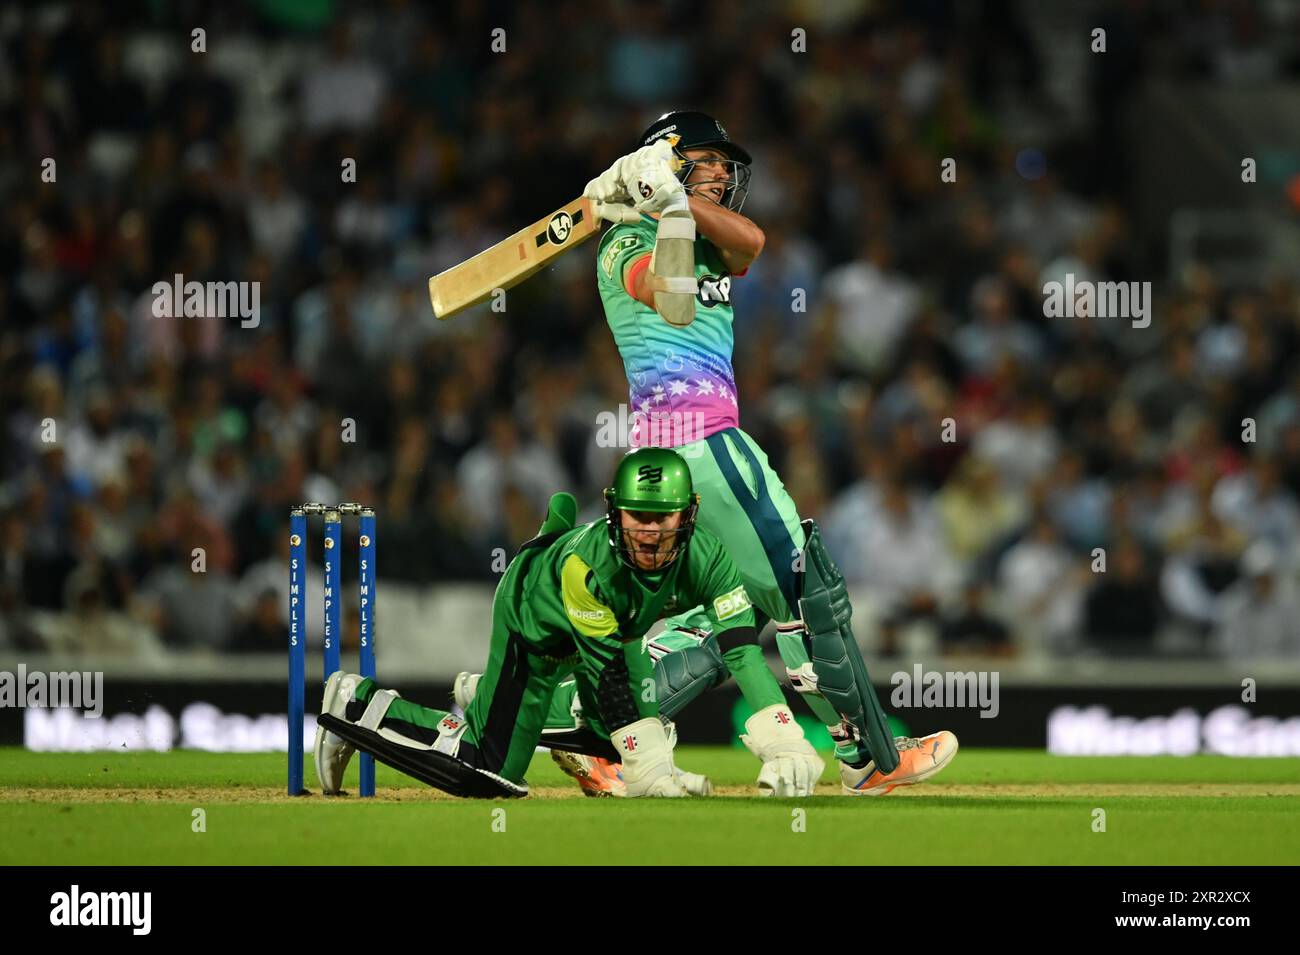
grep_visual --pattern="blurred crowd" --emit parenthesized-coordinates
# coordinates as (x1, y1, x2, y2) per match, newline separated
(2, 0, 1299, 660)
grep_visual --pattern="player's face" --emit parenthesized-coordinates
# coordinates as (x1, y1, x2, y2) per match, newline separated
(620, 509, 684, 570)
(681, 148, 730, 205)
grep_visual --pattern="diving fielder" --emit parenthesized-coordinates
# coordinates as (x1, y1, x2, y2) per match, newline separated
(577, 110, 958, 795)
(314, 448, 823, 798)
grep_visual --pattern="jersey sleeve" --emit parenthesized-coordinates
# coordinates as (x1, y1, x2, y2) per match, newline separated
(596, 222, 653, 296)
(688, 534, 757, 635)
(560, 553, 619, 640)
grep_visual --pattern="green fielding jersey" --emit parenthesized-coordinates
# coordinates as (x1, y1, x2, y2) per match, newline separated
(498, 518, 755, 658)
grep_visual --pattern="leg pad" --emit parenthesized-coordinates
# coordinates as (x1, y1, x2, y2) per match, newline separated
(798, 520, 900, 774)
(317, 713, 526, 798)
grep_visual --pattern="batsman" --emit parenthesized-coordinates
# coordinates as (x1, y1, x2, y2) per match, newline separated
(581, 110, 958, 795)
(313, 448, 824, 798)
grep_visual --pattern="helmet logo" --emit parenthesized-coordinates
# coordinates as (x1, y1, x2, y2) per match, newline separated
(637, 465, 664, 484)
(645, 124, 677, 145)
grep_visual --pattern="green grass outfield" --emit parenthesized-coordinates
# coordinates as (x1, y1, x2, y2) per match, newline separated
(2, 746, 1298, 864)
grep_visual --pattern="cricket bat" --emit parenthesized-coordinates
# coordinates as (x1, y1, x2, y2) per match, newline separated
(428, 197, 601, 320)
(429, 142, 693, 322)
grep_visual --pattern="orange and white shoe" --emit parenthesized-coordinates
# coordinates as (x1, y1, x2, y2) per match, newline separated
(839, 731, 958, 796)
(551, 750, 627, 798)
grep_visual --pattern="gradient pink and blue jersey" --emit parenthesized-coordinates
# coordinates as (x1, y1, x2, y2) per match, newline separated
(595, 215, 743, 448)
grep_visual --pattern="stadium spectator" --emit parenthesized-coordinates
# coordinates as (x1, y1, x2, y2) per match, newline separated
(997, 513, 1086, 656)
(1214, 542, 1300, 659)
(1, 1, 1297, 665)
(939, 581, 1014, 657)
(1083, 536, 1163, 656)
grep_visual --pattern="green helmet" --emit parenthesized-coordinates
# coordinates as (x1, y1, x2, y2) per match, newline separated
(604, 448, 700, 571)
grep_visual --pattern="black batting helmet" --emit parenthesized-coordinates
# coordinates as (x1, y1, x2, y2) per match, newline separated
(637, 110, 753, 212)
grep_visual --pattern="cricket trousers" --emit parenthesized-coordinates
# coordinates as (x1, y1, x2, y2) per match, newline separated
(348, 615, 579, 785)
(346, 534, 591, 785)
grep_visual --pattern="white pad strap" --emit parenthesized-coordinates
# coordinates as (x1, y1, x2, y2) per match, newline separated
(432, 712, 468, 756)
(785, 661, 820, 695)
(359, 689, 399, 731)
(369, 710, 466, 758)
(655, 216, 696, 241)
(647, 273, 699, 295)
(376, 726, 434, 750)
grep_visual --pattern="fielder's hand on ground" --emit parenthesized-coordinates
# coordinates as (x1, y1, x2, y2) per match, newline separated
(613, 716, 690, 797)
(740, 704, 826, 797)
(674, 767, 714, 796)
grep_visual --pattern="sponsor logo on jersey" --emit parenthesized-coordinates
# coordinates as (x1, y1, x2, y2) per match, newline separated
(567, 607, 611, 623)
(697, 272, 732, 306)
(713, 585, 751, 621)
(601, 234, 644, 277)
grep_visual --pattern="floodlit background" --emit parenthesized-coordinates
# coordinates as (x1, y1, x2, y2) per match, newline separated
(2, 0, 1300, 754)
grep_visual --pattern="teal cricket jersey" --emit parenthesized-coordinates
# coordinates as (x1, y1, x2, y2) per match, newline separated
(595, 215, 743, 447)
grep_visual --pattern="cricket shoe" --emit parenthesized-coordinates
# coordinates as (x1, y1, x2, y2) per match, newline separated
(314, 671, 366, 795)
(839, 730, 958, 796)
(551, 750, 627, 797)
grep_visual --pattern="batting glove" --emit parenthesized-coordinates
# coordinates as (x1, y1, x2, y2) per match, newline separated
(584, 139, 676, 204)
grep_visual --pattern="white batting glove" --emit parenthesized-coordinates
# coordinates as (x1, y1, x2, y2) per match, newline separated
(627, 155, 688, 216)
(584, 139, 676, 204)
(740, 704, 825, 797)
(591, 200, 641, 224)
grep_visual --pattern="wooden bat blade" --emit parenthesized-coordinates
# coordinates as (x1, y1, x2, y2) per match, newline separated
(429, 198, 598, 320)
